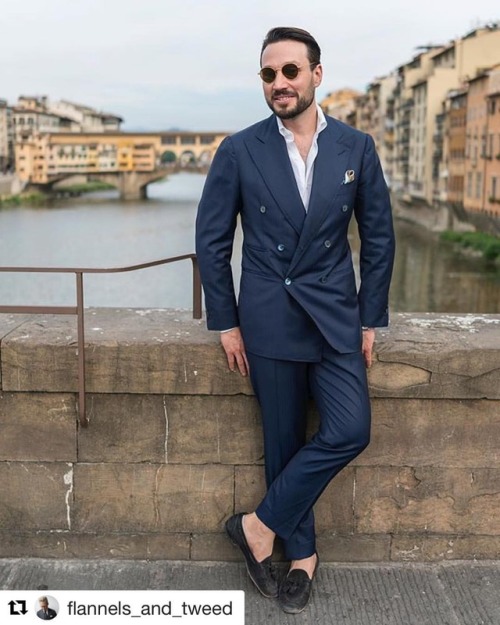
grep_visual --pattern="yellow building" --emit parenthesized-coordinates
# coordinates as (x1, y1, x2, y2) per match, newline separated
(16, 133, 159, 184)
(392, 25, 500, 203)
(319, 89, 362, 125)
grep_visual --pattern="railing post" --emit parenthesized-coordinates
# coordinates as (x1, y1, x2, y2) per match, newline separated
(2, 255, 201, 427)
(75, 272, 88, 427)
(192, 255, 202, 319)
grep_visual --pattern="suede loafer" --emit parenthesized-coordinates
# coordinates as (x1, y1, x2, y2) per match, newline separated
(225, 513, 278, 598)
(278, 554, 319, 614)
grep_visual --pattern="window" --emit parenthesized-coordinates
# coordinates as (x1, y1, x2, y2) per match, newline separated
(492, 176, 497, 200)
(200, 135, 215, 145)
(476, 172, 482, 199)
(467, 172, 472, 197)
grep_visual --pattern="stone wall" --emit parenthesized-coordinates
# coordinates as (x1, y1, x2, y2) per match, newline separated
(0, 174, 25, 197)
(0, 310, 499, 562)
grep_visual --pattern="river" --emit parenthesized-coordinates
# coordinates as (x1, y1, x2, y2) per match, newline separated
(0, 172, 499, 313)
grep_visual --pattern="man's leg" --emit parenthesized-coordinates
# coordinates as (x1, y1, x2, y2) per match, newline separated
(255, 345, 371, 545)
(246, 352, 315, 560)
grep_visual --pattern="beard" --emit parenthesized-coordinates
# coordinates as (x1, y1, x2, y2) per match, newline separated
(266, 85, 316, 120)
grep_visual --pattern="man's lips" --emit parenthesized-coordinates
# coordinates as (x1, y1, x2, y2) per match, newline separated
(272, 92, 296, 104)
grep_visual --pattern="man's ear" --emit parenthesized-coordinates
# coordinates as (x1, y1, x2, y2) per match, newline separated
(313, 63, 323, 88)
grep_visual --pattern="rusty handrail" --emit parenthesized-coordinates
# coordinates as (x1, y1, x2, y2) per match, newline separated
(0, 254, 202, 427)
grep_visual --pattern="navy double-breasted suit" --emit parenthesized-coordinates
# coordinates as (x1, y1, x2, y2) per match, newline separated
(196, 112, 395, 559)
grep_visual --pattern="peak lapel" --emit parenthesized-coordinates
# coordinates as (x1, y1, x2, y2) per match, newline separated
(288, 121, 352, 274)
(244, 116, 305, 236)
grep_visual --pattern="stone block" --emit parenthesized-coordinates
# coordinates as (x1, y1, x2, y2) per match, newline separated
(191, 533, 242, 562)
(0, 314, 30, 341)
(0, 532, 190, 560)
(368, 362, 431, 391)
(354, 398, 500, 468)
(354, 467, 500, 535)
(0, 392, 76, 462)
(234, 465, 355, 533)
(0, 314, 30, 387)
(372, 314, 500, 399)
(314, 468, 355, 533)
(0, 462, 73, 530)
(391, 535, 500, 562)
(317, 534, 391, 561)
(167, 395, 263, 465)
(73, 463, 233, 533)
(1, 310, 253, 395)
(234, 465, 266, 513)
(78, 394, 167, 463)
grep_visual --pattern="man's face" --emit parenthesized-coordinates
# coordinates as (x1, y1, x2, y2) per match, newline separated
(39, 601, 48, 611)
(260, 40, 322, 120)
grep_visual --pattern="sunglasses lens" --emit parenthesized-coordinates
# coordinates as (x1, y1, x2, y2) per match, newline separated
(282, 64, 299, 80)
(260, 67, 276, 83)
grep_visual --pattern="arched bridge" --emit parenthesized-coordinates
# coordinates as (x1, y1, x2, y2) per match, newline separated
(17, 131, 229, 199)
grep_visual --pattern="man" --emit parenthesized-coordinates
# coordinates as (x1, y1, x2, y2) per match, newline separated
(196, 27, 395, 613)
(37, 596, 57, 620)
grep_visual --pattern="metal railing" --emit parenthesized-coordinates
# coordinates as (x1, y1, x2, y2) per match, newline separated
(0, 254, 202, 427)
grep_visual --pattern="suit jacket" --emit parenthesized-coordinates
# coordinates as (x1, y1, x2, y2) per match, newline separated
(195, 113, 395, 361)
(37, 608, 57, 620)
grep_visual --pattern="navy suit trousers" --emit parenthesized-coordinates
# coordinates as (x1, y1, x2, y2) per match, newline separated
(247, 343, 371, 560)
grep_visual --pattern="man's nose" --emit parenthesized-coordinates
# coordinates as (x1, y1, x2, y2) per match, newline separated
(272, 69, 289, 89)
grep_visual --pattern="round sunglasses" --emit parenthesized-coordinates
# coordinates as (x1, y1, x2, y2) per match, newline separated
(258, 62, 318, 84)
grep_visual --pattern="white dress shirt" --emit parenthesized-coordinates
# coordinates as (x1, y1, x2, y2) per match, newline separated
(276, 104, 327, 211)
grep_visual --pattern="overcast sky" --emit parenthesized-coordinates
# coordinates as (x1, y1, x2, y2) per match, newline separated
(1, 0, 498, 131)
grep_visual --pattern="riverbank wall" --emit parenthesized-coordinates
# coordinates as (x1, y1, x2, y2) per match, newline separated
(0, 174, 25, 198)
(0, 310, 499, 562)
(391, 193, 500, 236)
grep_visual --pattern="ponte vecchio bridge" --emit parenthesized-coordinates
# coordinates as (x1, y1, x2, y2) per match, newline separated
(16, 131, 229, 199)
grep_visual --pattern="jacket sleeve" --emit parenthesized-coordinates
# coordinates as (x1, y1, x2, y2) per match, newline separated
(195, 136, 242, 330)
(354, 133, 395, 328)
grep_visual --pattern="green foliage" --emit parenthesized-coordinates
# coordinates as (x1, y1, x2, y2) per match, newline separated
(56, 182, 115, 194)
(440, 231, 500, 261)
(0, 192, 47, 207)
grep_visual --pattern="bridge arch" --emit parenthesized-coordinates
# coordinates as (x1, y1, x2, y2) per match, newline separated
(198, 150, 212, 166)
(179, 150, 196, 166)
(160, 150, 177, 164)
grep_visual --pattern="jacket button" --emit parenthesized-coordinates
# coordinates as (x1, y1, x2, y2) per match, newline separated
(277, 244, 285, 251)
(284, 278, 291, 285)
(324, 240, 332, 248)
(320, 276, 327, 283)
(260, 205, 266, 213)
(342, 204, 349, 212)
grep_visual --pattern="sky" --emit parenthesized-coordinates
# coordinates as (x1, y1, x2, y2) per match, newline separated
(1, 0, 499, 132)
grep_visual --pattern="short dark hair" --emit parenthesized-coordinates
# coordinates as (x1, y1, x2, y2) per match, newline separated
(261, 27, 321, 66)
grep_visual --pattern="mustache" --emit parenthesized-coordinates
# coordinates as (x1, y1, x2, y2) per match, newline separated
(272, 89, 296, 98)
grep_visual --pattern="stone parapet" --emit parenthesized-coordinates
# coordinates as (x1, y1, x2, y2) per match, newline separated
(0, 310, 499, 562)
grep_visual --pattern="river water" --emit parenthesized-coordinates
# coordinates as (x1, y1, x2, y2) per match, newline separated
(0, 172, 499, 313)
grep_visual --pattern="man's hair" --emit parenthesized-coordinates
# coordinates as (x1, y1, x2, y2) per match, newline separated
(38, 597, 48, 603)
(261, 27, 321, 65)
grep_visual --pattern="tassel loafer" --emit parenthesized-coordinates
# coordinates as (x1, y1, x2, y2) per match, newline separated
(225, 513, 278, 598)
(278, 553, 319, 614)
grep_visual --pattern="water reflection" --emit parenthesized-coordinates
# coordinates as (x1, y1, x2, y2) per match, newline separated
(389, 220, 499, 313)
(0, 172, 498, 313)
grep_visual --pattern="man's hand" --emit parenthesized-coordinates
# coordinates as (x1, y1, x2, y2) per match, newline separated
(362, 328, 375, 368)
(220, 328, 249, 376)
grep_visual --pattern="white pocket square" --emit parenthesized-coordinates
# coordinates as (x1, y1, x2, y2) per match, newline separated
(343, 170, 355, 184)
